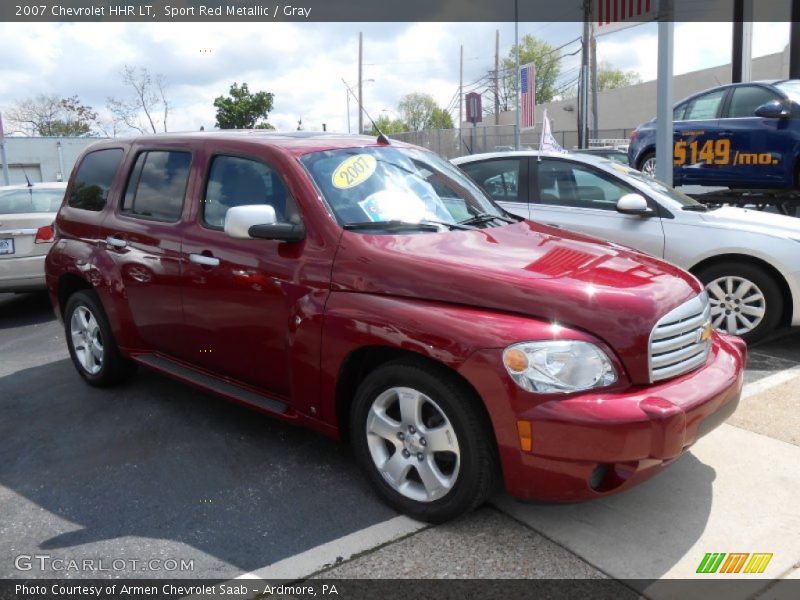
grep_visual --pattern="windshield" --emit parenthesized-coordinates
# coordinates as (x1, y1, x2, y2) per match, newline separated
(604, 161, 704, 208)
(776, 81, 800, 105)
(300, 146, 506, 230)
(0, 187, 65, 215)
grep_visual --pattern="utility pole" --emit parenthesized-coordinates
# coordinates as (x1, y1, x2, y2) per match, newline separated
(459, 45, 463, 150)
(580, 3, 590, 148)
(590, 27, 599, 140)
(0, 112, 9, 186)
(655, 1, 674, 185)
(732, 0, 753, 83)
(514, 0, 520, 150)
(358, 32, 363, 135)
(494, 30, 500, 125)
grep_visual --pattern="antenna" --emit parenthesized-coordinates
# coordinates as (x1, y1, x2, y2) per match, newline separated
(21, 166, 32, 187)
(341, 78, 390, 145)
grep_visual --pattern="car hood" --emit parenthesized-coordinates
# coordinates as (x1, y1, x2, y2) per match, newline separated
(698, 206, 800, 239)
(331, 221, 703, 383)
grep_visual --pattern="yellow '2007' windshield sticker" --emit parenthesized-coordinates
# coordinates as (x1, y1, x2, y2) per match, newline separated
(332, 154, 377, 189)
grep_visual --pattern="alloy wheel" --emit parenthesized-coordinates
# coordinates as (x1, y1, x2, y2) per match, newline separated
(641, 156, 657, 177)
(70, 305, 104, 375)
(365, 386, 460, 503)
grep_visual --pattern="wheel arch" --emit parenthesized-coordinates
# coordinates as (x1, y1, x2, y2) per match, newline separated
(57, 272, 93, 317)
(688, 253, 793, 328)
(334, 345, 499, 457)
(637, 146, 656, 170)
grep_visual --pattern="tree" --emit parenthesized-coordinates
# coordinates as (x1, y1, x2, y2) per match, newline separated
(597, 62, 642, 91)
(499, 34, 562, 110)
(213, 82, 274, 129)
(369, 114, 408, 135)
(397, 93, 454, 132)
(4, 94, 98, 136)
(107, 65, 170, 134)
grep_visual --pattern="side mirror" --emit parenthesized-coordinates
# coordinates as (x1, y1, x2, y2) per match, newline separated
(224, 205, 277, 239)
(616, 193, 654, 216)
(755, 100, 790, 119)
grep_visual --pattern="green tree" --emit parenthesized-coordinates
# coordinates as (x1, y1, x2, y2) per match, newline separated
(597, 62, 642, 91)
(499, 34, 561, 110)
(369, 114, 408, 135)
(213, 82, 274, 129)
(397, 93, 453, 131)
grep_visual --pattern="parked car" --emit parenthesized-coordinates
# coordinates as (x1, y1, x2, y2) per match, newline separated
(629, 80, 800, 188)
(454, 150, 800, 342)
(0, 182, 66, 292)
(573, 147, 629, 165)
(46, 133, 744, 522)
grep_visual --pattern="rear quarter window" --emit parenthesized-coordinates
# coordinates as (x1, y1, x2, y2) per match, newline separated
(68, 149, 124, 211)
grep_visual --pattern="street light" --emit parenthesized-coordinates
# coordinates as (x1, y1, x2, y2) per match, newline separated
(343, 78, 374, 134)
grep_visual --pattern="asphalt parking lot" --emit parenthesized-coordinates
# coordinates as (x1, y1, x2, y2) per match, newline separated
(2, 291, 800, 596)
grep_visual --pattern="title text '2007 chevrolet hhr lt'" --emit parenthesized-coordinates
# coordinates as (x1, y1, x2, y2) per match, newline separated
(45, 132, 746, 522)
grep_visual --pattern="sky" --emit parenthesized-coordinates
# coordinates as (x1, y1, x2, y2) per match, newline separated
(0, 20, 792, 135)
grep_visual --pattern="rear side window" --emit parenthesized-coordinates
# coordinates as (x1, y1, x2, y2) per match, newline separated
(69, 149, 124, 211)
(203, 155, 300, 228)
(122, 151, 192, 222)
(460, 158, 524, 202)
(727, 86, 781, 118)
(684, 90, 726, 121)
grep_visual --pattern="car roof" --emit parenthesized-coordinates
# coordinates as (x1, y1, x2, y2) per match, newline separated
(452, 150, 611, 168)
(81, 131, 413, 157)
(674, 79, 794, 105)
(0, 182, 67, 191)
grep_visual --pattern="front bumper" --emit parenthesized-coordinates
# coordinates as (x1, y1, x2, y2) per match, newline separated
(459, 333, 746, 501)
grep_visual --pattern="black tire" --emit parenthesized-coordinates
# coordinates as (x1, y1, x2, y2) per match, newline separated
(350, 359, 498, 523)
(696, 262, 783, 344)
(64, 290, 137, 387)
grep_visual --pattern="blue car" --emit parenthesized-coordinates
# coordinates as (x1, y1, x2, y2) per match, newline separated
(628, 80, 800, 189)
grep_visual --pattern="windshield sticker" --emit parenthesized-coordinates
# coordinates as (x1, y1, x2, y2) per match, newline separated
(332, 154, 377, 189)
(358, 190, 437, 223)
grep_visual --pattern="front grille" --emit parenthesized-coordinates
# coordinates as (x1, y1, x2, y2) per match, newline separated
(649, 293, 712, 382)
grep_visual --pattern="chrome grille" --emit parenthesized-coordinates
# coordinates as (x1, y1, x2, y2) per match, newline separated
(649, 293, 712, 382)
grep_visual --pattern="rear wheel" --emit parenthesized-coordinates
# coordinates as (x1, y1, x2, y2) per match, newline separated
(697, 262, 783, 343)
(639, 151, 657, 177)
(350, 360, 497, 523)
(64, 290, 136, 386)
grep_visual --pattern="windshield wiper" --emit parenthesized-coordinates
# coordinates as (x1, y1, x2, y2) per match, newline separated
(343, 220, 441, 232)
(420, 219, 477, 230)
(682, 204, 709, 212)
(458, 213, 517, 226)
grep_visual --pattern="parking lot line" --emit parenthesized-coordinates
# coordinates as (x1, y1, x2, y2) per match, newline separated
(234, 515, 426, 580)
(740, 365, 800, 399)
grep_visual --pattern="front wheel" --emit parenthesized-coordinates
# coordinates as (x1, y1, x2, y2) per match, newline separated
(350, 360, 497, 523)
(639, 151, 657, 177)
(697, 263, 783, 344)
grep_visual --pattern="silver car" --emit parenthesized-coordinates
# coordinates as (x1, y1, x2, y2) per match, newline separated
(453, 151, 800, 342)
(0, 182, 66, 292)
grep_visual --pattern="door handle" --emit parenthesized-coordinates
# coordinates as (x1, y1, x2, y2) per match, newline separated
(105, 235, 127, 249)
(719, 131, 733, 136)
(189, 253, 220, 268)
(544, 222, 562, 229)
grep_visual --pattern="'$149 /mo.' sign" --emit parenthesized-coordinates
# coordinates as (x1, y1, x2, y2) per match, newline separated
(674, 139, 779, 167)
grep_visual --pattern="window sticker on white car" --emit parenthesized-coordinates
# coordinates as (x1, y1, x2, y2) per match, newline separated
(332, 154, 377, 189)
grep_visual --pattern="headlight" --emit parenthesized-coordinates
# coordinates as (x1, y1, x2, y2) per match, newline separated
(502, 341, 618, 393)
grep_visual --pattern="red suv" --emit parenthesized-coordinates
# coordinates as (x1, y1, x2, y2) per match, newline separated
(45, 133, 746, 522)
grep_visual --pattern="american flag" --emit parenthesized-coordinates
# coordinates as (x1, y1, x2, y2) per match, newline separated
(520, 62, 536, 130)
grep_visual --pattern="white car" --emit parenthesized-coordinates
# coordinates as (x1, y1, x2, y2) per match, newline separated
(453, 151, 800, 342)
(0, 182, 66, 292)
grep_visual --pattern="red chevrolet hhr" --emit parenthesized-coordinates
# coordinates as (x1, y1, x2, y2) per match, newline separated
(45, 132, 745, 522)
